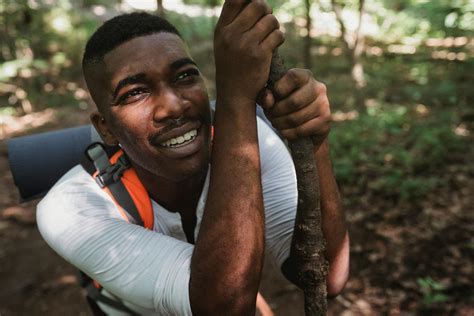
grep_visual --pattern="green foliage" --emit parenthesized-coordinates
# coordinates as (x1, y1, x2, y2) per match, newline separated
(329, 103, 468, 202)
(0, 0, 101, 112)
(417, 277, 449, 306)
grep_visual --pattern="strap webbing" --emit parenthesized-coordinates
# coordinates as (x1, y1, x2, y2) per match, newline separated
(107, 179, 144, 226)
(85, 281, 139, 315)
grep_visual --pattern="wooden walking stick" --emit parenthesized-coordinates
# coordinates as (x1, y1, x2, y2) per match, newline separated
(224, 1, 329, 313)
(268, 51, 329, 315)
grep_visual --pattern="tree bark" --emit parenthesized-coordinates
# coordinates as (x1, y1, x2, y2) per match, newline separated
(268, 51, 328, 316)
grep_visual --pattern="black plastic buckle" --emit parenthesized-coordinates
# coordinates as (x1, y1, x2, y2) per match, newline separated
(95, 156, 130, 188)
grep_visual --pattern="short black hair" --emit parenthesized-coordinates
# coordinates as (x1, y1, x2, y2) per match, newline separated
(82, 12, 181, 68)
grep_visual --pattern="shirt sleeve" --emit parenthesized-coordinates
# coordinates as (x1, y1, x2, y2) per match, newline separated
(36, 166, 193, 315)
(257, 118, 298, 268)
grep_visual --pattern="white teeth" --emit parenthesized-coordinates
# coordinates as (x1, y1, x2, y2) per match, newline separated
(161, 129, 198, 148)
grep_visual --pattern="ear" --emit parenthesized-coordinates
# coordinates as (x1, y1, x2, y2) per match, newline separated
(90, 111, 119, 146)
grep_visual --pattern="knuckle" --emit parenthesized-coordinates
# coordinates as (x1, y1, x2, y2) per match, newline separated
(317, 82, 327, 95)
(286, 98, 298, 111)
(320, 98, 330, 113)
(276, 30, 285, 43)
(286, 114, 298, 126)
(255, 0, 268, 13)
(287, 69, 299, 83)
(270, 15, 280, 29)
(295, 127, 306, 138)
(323, 111, 332, 124)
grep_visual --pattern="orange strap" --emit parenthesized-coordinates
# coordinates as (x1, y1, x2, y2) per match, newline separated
(97, 150, 154, 230)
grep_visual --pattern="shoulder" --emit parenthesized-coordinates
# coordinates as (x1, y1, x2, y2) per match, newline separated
(36, 165, 120, 249)
(37, 164, 104, 212)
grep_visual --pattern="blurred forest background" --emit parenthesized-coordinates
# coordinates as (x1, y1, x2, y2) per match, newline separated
(0, 0, 473, 315)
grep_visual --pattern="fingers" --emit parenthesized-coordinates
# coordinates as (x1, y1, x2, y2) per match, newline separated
(258, 89, 275, 111)
(230, 0, 272, 32)
(264, 74, 332, 142)
(260, 27, 284, 52)
(251, 13, 280, 42)
(270, 92, 330, 131)
(279, 112, 331, 141)
(218, 0, 249, 27)
(269, 99, 320, 130)
(266, 79, 318, 117)
(272, 69, 313, 100)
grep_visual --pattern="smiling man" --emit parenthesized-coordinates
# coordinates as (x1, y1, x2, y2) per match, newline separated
(37, 1, 349, 315)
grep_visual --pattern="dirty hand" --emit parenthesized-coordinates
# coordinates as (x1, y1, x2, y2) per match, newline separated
(259, 69, 331, 148)
(214, 0, 284, 104)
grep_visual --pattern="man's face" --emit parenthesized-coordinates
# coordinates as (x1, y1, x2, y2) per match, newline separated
(88, 32, 212, 182)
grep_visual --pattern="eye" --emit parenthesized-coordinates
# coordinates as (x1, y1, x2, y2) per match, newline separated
(116, 87, 150, 105)
(175, 68, 200, 84)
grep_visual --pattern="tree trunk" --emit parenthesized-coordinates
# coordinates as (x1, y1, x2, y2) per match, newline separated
(156, 0, 165, 17)
(331, 0, 366, 109)
(268, 51, 328, 316)
(304, 0, 313, 69)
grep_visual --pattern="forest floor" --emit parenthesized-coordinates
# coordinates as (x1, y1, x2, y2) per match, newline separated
(0, 106, 473, 315)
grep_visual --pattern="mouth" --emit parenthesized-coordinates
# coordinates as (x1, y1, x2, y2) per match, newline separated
(149, 121, 209, 159)
(160, 129, 198, 148)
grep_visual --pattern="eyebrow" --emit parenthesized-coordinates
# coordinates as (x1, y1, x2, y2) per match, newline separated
(170, 58, 197, 71)
(112, 73, 147, 101)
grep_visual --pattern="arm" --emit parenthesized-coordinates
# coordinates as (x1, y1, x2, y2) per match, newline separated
(36, 167, 195, 315)
(260, 69, 349, 297)
(314, 139, 350, 297)
(189, 1, 284, 315)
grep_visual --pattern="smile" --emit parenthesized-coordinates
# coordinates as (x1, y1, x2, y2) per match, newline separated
(160, 129, 198, 148)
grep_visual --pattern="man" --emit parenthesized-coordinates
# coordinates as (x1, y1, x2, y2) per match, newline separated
(37, 1, 349, 315)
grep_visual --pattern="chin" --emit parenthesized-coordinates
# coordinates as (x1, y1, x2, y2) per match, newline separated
(154, 151, 210, 183)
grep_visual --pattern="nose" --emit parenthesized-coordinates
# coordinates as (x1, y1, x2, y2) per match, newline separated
(152, 86, 190, 123)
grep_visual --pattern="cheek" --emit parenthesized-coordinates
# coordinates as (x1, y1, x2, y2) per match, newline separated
(110, 111, 150, 145)
(184, 84, 209, 105)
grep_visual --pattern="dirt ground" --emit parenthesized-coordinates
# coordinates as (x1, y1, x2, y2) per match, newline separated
(0, 107, 473, 315)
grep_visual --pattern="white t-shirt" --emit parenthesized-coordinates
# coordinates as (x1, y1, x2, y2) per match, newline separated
(37, 117, 297, 315)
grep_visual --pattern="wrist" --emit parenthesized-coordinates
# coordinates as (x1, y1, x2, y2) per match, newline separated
(314, 137, 330, 160)
(215, 93, 257, 114)
(216, 80, 260, 106)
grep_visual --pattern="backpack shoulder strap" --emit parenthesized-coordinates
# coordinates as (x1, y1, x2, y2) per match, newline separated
(83, 142, 147, 228)
(79, 143, 154, 315)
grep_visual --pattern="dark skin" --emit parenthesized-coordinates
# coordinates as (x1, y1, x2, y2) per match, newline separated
(84, 0, 348, 314)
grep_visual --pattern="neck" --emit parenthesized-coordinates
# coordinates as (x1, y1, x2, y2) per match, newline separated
(132, 164, 208, 214)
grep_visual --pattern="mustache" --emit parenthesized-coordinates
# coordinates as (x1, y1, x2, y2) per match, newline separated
(148, 116, 203, 146)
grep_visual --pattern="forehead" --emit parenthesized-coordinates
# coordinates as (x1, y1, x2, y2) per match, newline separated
(103, 32, 189, 80)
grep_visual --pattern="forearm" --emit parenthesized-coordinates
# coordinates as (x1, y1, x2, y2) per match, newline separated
(190, 97, 264, 315)
(314, 138, 350, 296)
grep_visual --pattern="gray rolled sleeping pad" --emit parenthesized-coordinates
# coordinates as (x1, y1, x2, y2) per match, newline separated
(7, 124, 103, 202)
